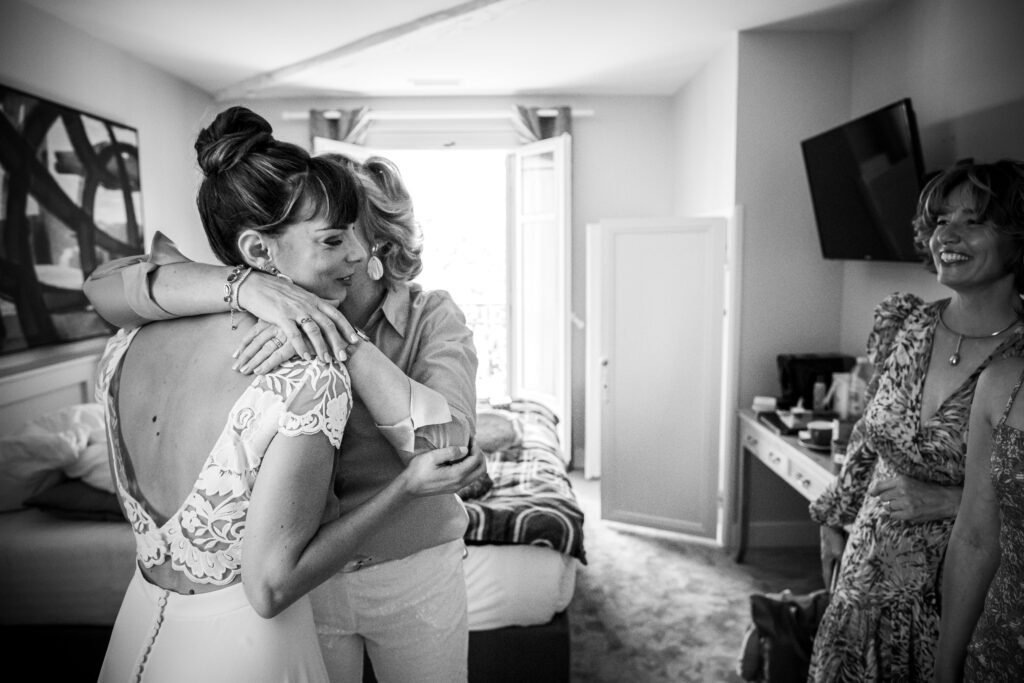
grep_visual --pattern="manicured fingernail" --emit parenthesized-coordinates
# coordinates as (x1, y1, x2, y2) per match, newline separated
(231, 350, 239, 359)
(302, 353, 312, 361)
(324, 354, 333, 363)
(231, 362, 239, 371)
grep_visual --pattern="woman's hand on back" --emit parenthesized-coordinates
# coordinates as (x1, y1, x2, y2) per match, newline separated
(232, 272, 358, 373)
(399, 442, 488, 498)
(868, 475, 963, 524)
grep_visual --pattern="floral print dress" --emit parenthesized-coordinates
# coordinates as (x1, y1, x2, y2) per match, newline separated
(964, 368, 1024, 681)
(807, 293, 1024, 682)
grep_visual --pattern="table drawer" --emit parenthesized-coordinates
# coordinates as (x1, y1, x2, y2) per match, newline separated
(740, 423, 789, 478)
(788, 457, 831, 501)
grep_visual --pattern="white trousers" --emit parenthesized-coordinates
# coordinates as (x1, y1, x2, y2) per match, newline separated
(310, 540, 469, 683)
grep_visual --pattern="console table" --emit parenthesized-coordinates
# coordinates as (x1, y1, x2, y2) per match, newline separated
(733, 408, 839, 562)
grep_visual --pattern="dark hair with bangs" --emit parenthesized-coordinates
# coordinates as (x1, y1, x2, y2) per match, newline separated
(912, 158, 1024, 293)
(195, 107, 360, 265)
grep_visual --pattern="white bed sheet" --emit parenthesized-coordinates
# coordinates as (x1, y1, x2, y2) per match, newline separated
(0, 508, 135, 625)
(463, 544, 578, 631)
(0, 509, 578, 631)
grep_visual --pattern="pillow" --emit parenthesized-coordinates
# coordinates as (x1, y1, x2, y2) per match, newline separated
(9, 403, 115, 495)
(0, 433, 78, 511)
(23, 479, 125, 522)
(475, 411, 520, 453)
(64, 436, 115, 493)
(18, 403, 105, 454)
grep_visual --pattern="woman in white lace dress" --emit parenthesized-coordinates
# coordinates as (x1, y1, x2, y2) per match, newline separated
(96, 107, 484, 682)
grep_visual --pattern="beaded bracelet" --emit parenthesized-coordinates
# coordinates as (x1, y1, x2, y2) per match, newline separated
(224, 265, 250, 330)
(231, 267, 253, 329)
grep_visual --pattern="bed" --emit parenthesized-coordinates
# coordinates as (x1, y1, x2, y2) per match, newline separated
(0, 338, 585, 682)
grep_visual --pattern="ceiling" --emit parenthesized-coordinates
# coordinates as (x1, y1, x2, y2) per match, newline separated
(19, 0, 892, 100)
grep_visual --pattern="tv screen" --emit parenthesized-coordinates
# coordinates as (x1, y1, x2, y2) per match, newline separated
(801, 98, 925, 262)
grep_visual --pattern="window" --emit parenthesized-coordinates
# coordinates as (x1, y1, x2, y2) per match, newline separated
(384, 149, 510, 400)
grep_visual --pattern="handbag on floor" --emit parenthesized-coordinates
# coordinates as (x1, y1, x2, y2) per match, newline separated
(736, 587, 829, 682)
(736, 564, 837, 683)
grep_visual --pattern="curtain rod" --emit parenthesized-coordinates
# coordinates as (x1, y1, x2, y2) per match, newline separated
(282, 109, 594, 121)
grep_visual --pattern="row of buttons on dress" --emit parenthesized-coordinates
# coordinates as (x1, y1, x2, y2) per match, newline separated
(131, 590, 169, 682)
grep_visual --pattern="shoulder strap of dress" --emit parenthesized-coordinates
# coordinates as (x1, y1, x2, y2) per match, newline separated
(997, 367, 1024, 427)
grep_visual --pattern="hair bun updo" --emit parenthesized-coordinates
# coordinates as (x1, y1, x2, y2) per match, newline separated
(195, 105, 361, 268)
(195, 106, 274, 176)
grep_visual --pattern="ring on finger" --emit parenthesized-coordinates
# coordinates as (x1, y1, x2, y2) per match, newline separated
(298, 316, 315, 327)
(269, 337, 284, 349)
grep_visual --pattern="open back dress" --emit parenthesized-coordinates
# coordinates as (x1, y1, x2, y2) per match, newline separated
(96, 327, 351, 683)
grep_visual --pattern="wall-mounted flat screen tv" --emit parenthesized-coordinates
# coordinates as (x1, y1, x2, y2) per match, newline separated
(800, 98, 925, 262)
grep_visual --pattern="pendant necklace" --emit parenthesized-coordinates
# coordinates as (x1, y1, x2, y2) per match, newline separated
(937, 310, 1019, 366)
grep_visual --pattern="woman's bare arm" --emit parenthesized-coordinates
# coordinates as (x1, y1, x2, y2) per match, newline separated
(84, 239, 357, 361)
(243, 435, 485, 618)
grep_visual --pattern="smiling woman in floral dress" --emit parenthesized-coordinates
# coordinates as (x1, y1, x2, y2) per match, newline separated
(807, 159, 1024, 682)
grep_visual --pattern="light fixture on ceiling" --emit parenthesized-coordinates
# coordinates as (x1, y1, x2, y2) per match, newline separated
(408, 77, 463, 87)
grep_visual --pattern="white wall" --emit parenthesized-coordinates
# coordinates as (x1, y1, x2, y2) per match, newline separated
(730, 31, 853, 538)
(837, 0, 1024, 354)
(1, 1, 214, 262)
(730, 0, 1024, 404)
(228, 95, 677, 467)
(671, 36, 738, 217)
(734, 31, 852, 408)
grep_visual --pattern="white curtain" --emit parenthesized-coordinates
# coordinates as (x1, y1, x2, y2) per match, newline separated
(308, 107, 371, 147)
(511, 105, 572, 144)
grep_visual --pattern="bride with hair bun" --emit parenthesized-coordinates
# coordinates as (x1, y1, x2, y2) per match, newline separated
(94, 106, 485, 682)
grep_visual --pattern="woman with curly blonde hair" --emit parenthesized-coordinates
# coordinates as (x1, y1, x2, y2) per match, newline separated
(87, 135, 480, 681)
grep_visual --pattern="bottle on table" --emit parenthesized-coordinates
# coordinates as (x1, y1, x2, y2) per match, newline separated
(812, 376, 828, 413)
(847, 356, 873, 420)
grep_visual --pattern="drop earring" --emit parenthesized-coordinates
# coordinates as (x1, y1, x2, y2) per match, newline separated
(367, 244, 384, 281)
(265, 262, 293, 284)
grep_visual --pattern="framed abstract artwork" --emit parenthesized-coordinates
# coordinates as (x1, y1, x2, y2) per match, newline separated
(0, 83, 144, 355)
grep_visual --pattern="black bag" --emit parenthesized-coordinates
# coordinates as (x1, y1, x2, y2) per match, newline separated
(736, 588, 830, 683)
(776, 353, 854, 410)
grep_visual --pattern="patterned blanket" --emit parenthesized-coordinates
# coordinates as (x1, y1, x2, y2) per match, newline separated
(463, 400, 587, 564)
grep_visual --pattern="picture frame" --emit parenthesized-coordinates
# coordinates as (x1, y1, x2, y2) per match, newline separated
(0, 83, 144, 355)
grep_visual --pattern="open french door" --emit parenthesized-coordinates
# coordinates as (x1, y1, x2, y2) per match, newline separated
(508, 134, 572, 453)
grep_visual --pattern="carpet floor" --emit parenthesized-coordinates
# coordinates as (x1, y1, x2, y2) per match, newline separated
(566, 472, 821, 683)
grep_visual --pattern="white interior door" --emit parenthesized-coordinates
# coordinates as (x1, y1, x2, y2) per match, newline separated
(590, 217, 727, 539)
(509, 135, 572, 453)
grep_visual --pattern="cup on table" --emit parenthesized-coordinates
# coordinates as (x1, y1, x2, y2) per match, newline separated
(806, 420, 833, 448)
(832, 419, 854, 443)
